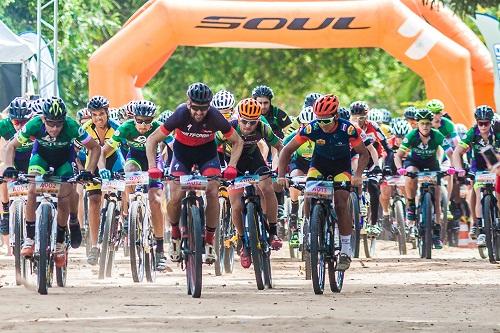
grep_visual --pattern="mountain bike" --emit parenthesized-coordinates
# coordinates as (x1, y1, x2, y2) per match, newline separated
(305, 178, 347, 294)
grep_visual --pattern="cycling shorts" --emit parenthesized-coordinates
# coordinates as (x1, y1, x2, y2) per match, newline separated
(307, 154, 351, 190)
(403, 156, 440, 172)
(170, 140, 220, 177)
(236, 148, 269, 176)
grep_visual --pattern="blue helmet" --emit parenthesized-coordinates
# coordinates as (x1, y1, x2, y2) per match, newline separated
(9, 97, 31, 120)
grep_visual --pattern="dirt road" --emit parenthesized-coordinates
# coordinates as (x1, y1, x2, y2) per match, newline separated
(1, 241, 499, 332)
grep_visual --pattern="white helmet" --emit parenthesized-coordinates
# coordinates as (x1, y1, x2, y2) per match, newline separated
(368, 108, 382, 123)
(298, 106, 315, 124)
(211, 90, 235, 110)
(379, 108, 391, 124)
(391, 117, 411, 137)
(108, 108, 125, 124)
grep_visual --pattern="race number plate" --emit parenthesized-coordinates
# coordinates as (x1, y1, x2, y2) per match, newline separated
(418, 172, 437, 184)
(180, 175, 208, 191)
(7, 183, 29, 197)
(101, 179, 126, 192)
(231, 174, 260, 190)
(125, 172, 149, 186)
(475, 172, 496, 184)
(304, 180, 334, 199)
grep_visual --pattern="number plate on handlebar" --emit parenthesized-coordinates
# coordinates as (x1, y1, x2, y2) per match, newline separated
(231, 174, 260, 190)
(180, 175, 208, 191)
(418, 172, 437, 184)
(475, 172, 496, 184)
(124, 172, 149, 186)
(101, 179, 126, 192)
(7, 183, 29, 197)
(304, 180, 334, 199)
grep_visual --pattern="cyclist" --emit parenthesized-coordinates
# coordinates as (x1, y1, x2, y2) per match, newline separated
(404, 106, 418, 129)
(451, 105, 499, 246)
(282, 106, 315, 244)
(217, 98, 283, 267)
(394, 109, 453, 249)
(82, 96, 125, 265)
(2, 97, 101, 267)
(278, 94, 370, 270)
(145, 82, 244, 264)
(99, 100, 170, 271)
(350, 101, 391, 236)
(0, 97, 33, 237)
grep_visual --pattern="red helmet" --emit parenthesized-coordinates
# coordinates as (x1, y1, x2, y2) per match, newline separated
(313, 94, 339, 117)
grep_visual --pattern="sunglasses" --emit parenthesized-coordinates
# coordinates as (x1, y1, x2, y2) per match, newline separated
(477, 121, 491, 127)
(317, 117, 336, 125)
(190, 104, 210, 112)
(240, 118, 259, 126)
(135, 118, 153, 125)
(418, 121, 432, 126)
(45, 120, 64, 128)
(12, 119, 28, 126)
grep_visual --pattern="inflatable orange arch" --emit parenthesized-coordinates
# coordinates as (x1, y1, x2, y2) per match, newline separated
(89, 0, 494, 125)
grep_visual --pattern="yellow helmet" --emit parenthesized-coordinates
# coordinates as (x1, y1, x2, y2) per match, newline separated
(237, 98, 262, 120)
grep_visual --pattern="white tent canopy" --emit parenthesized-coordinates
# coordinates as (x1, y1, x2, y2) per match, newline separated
(0, 20, 35, 62)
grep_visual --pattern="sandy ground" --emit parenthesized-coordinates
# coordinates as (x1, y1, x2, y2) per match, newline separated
(0, 240, 499, 333)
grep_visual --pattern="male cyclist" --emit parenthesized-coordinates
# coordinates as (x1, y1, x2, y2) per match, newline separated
(99, 100, 169, 271)
(82, 96, 124, 265)
(452, 105, 499, 246)
(394, 109, 453, 249)
(145, 82, 243, 264)
(404, 106, 418, 129)
(278, 94, 370, 270)
(217, 98, 283, 268)
(0, 97, 33, 238)
(3, 97, 100, 267)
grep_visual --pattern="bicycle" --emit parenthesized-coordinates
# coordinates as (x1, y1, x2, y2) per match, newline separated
(407, 170, 447, 259)
(230, 171, 273, 290)
(472, 172, 499, 263)
(386, 175, 408, 255)
(97, 174, 125, 279)
(126, 171, 156, 283)
(357, 171, 382, 258)
(288, 176, 310, 277)
(305, 177, 347, 294)
(214, 183, 235, 276)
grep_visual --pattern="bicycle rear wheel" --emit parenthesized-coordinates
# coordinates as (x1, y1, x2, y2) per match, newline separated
(129, 201, 145, 282)
(144, 219, 156, 283)
(37, 204, 51, 295)
(13, 200, 26, 286)
(394, 200, 407, 255)
(99, 200, 115, 280)
(246, 202, 265, 290)
(349, 192, 361, 258)
(482, 195, 496, 263)
(185, 204, 203, 298)
(83, 191, 91, 257)
(309, 203, 326, 295)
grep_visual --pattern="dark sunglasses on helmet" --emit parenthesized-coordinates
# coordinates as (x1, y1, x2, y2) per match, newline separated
(45, 120, 64, 128)
(190, 103, 210, 112)
(240, 118, 259, 126)
(135, 117, 153, 125)
(477, 121, 491, 127)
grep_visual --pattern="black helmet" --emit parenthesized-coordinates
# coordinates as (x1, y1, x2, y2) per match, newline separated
(403, 106, 417, 120)
(9, 97, 31, 120)
(42, 96, 67, 121)
(187, 82, 213, 104)
(338, 106, 351, 120)
(474, 105, 494, 121)
(133, 100, 157, 117)
(252, 85, 274, 100)
(87, 95, 109, 111)
(349, 101, 369, 115)
(415, 109, 434, 122)
(303, 92, 322, 108)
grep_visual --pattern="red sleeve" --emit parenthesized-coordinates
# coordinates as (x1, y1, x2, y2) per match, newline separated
(348, 126, 363, 148)
(294, 134, 308, 145)
(223, 127, 235, 139)
(160, 124, 171, 136)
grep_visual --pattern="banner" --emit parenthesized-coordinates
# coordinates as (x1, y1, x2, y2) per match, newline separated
(473, 13, 500, 111)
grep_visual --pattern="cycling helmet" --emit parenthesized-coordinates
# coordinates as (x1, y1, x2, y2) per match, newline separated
(158, 110, 174, 123)
(455, 123, 467, 139)
(187, 82, 213, 104)
(313, 94, 339, 117)
(415, 109, 434, 122)
(133, 100, 157, 117)
(87, 95, 109, 111)
(368, 108, 382, 123)
(403, 106, 417, 120)
(76, 108, 91, 123)
(474, 105, 494, 121)
(380, 108, 391, 124)
(251, 85, 274, 100)
(298, 106, 315, 124)
(211, 90, 235, 110)
(338, 106, 350, 120)
(237, 98, 262, 120)
(124, 101, 135, 119)
(391, 117, 411, 137)
(29, 98, 45, 116)
(42, 96, 67, 121)
(8, 97, 31, 120)
(350, 101, 369, 115)
(426, 99, 444, 114)
(303, 92, 322, 108)
(108, 108, 125, 124)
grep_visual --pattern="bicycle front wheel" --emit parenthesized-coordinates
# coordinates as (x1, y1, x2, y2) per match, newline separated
(12, 200, 26, 286)
(186, 204, 203, 298)
(37, 204, 51, 295)
(482, 195, 496, 263)
(129, 201, 145, 282)
(99, 200, 115, 279)
(420, 192, 433, 259)
(349, 192, 361, 258)
(309, 203, 326, 295)
(246, 202, 265, 290)
(394, 200, 407, 255)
